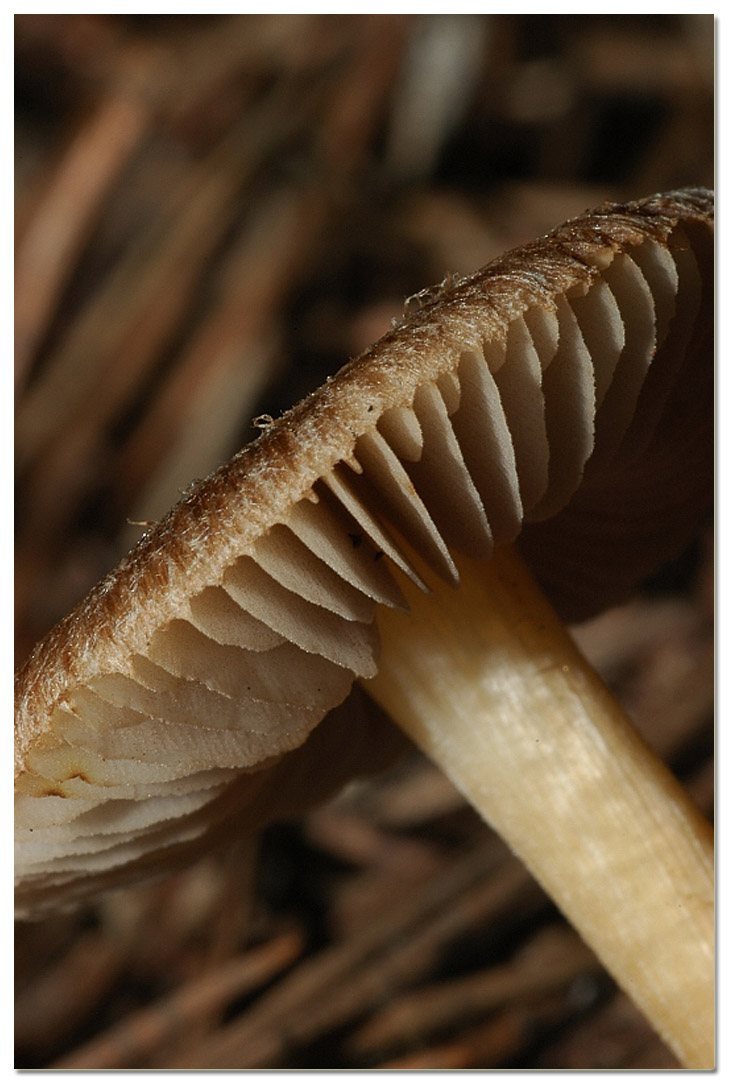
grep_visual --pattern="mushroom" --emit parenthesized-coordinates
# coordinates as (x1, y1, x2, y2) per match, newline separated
(15, 188, 714, 1068)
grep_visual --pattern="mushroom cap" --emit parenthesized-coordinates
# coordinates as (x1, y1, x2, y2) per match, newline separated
(15, 187, 714, 917)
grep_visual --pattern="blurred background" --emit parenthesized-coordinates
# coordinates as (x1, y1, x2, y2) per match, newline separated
(15, 14, 714, 1070)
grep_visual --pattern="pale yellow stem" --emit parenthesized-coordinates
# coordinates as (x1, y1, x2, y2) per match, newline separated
(364, 545, 714, 1069)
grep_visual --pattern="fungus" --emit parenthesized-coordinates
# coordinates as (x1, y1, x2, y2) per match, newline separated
(15, 188, 714, 1067)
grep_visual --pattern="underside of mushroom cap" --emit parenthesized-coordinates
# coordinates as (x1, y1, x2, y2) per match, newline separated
(15, 187, 714, 917)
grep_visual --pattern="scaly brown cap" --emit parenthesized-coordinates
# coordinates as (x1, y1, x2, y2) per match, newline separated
(15, 187, 714, 917)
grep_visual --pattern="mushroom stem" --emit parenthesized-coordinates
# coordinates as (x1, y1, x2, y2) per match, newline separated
(364, 545, 714, 1069)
